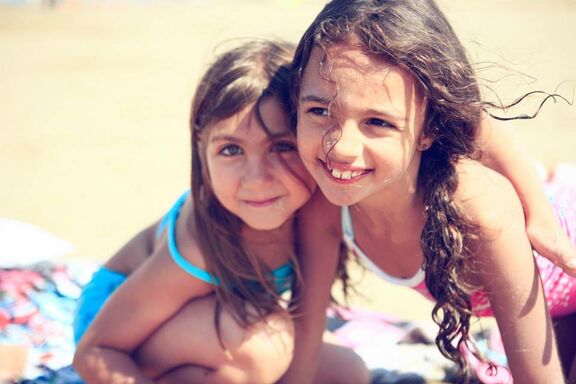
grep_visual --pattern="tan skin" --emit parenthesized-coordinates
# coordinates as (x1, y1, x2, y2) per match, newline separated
(79, 94, 575, 384)
(477, 117, 576, 277)
(280, 44, 571, 383)
(95, 214, 369, 384)
(95, 86, 576, 384)
(73, 98, 370, 384)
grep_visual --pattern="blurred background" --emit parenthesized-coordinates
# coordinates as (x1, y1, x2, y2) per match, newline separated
(1, 0, 575, 320)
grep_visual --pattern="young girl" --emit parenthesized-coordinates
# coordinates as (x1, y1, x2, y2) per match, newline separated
(72, 40, 370, 384)
(282, 0, 576, 382)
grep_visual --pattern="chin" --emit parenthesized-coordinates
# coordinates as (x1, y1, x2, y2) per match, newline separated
(244, 218, 288, 232)
(318, 186, 362, 207)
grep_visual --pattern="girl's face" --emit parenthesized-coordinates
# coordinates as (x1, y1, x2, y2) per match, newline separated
(203, 97, 315, 231)
(297, 44, 430, 207)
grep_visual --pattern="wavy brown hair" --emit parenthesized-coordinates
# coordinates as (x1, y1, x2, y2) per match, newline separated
(189, 40, 304, 343)
(290, 0, 486, 380)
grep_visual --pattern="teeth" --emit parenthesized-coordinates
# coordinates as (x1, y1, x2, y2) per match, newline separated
(330, 168, 364, 180)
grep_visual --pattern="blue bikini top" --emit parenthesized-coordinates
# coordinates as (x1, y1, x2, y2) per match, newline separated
(157, 191, 294, 293)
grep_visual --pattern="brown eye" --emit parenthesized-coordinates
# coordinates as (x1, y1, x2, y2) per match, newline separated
(271, 141, 297, 153)
(366, 118, 394, 128)
(307, 107, 329, 117)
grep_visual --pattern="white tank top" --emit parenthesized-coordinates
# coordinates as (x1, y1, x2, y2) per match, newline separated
(340, 205, 426, 287)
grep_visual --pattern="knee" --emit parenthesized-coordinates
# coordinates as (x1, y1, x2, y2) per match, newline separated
(316, 343, 370, 384)
(219, 310, 295, 383)
(340, 351, 370, 384)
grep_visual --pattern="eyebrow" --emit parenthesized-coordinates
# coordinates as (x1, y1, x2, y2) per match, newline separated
(299, 94, 331, 105)
(210, 131, 293, 143)
(209, 134, 243, 143)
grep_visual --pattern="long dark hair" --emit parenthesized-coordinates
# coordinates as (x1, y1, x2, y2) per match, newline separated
(291, 0, 485, 380)
(189, 40, 302, 343)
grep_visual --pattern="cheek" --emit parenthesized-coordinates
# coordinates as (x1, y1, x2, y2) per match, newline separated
(288, 157, 316, 191)
(296, 126, 319, 158)
(287, 178, 314, 209)
(206, 160, 235, 197)
(371, 144, 411, 173)
(274, 156, 315, 198)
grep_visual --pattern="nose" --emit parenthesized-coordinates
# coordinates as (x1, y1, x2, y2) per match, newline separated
(241, 154, 274, 188)
(326, 121, 363, 163)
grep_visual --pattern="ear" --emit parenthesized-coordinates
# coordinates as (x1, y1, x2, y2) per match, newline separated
(417, 134, 433, 151)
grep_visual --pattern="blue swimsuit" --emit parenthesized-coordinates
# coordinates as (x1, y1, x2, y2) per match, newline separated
(156, 191, 295, 291)
(73, 191, 294, 344)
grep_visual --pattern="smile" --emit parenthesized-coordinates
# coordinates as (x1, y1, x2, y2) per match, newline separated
(324, 162, 370, 181)
(243, 197, 281, 207)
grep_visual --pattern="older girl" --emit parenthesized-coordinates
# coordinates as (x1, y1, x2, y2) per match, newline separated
(283, 1, 576, 382)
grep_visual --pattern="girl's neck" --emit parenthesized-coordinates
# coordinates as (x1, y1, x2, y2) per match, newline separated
(241, 218, 295, 269)
(241, 218, 294, 245)
(353, 183, 423, 229)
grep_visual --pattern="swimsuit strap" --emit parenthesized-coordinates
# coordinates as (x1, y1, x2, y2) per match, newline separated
(159, 191, 293, 289)
(162, 191, 221, 285)
(156, 191, 189, 238)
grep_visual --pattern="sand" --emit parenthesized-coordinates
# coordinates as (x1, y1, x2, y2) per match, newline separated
(1, 0, 575, 320)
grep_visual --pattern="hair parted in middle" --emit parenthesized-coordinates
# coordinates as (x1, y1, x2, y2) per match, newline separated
(290, 0, 487, 380)
(189, 39, 305, 342)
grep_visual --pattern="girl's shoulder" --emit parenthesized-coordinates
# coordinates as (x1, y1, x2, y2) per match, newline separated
(454, 160, 531, 287)
(454, 160, 524, 228)
(152, 194, 210, 280)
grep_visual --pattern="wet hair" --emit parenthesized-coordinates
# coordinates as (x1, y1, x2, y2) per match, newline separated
(291, 0, 487, 380)
(189, 40, 302, 343)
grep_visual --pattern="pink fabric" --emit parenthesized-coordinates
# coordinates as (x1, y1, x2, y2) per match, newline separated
(412, 181, 576, 318)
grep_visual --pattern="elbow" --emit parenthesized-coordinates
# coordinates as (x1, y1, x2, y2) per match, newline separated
(72, 344, 90, 378)
(73, 338, 98, 379)
(72, 353, 82, 375)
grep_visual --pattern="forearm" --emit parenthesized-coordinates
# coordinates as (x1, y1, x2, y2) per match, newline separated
(280, 301, 329, 383)
(73, 347, 154, 384)
(281, 193, 342, 383)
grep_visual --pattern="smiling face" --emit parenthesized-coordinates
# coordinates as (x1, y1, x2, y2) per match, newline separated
(202, 96, 315, 231)
(297, 44, 430, 207)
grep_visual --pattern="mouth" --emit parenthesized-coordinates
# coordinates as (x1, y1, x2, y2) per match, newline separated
(323, 160, 371, 182)
(243, 196, 281, 208)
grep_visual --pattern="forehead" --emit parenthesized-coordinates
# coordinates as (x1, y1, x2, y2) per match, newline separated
(207, 97, 291, 139)
(301, 44, 420, 106)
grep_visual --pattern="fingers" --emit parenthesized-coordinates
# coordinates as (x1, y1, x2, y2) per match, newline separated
(527, 225, 576, 277)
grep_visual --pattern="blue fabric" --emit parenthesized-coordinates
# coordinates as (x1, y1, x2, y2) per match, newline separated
(73, 192, 295, 345)
(73, 267, 127, 345)
(270, 262, 294, 294)
(163, 190, 220, 285)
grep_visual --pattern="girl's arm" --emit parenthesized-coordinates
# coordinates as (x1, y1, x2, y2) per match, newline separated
(73, 207, 213, 383)
(477, 115, 576, 274)
(103, 220, 159, 276)
(280, 191, 342, 384)
(460, 163, 564, 382)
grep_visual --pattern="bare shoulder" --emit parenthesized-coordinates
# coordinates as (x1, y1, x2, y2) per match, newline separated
(128, 193, 215, 305)
(104, 221, 159, 275)
(454, 159, 524, 229)
(153, 194, 210, 275)
(454, 159, 532, 288)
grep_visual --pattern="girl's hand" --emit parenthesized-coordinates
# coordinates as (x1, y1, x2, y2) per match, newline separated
(527, 218, 576, 277)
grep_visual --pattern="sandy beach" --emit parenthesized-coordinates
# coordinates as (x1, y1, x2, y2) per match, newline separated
(1, 0, 575, 320)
